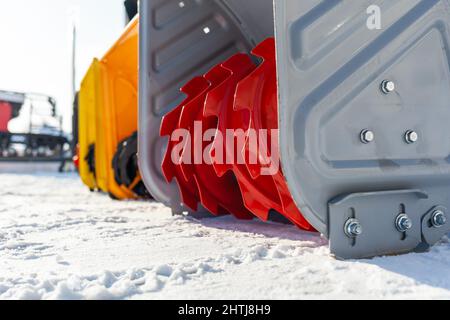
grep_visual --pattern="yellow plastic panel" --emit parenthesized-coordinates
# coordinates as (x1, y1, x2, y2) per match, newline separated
(78, 59, 101, 191)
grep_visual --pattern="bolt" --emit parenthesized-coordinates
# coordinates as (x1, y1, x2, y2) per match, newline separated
(381, 80, 395, 94)
(360, 129, 374, 144)
(396, 214, 413, 232)
(405, 130, 418, 144)
(345, 219, 363, 238)
(431, 210, 447, 228)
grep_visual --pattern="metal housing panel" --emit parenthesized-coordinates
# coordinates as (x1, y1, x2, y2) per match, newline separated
(275, 0, 450, 256)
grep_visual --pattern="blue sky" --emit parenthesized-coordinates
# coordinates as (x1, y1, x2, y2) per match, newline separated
(0, 0, 126, 131)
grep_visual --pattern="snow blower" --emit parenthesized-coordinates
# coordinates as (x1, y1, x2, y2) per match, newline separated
(78, 17, 149, 199)
(138, 0, 450, 259)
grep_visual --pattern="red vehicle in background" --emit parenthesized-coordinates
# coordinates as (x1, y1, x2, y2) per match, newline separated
(0, 101, 12, 132)
(0, 90, 69, 164)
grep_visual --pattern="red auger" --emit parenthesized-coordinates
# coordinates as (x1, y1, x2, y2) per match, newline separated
(161, 38, 314, 231)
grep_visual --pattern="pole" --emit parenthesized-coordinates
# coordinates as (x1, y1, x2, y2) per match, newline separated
(70, 14, 77, 157)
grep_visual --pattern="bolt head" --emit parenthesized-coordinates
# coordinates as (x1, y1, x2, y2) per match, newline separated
(360, 130, 374, 144)
(345, 219, 363, 238)
(396, 214, 413, 233)
(405, 130, 418, 144)
(381, 80, 395, 94)
(431, 210, 447, 228)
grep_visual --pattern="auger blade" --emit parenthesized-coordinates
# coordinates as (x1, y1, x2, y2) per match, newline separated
(205, 53, 284, 222)
(232, 38, 313, 230)
(161, 77, 208, 182)
(160, 77, 209, 211)
(178, 65, 228, 183)
(233, 38, 276, 113)
(272, 173, 314, 231)
(206, 54, 255, 178)
(176, 63, 253, 219)
(234, 38, 278, 180)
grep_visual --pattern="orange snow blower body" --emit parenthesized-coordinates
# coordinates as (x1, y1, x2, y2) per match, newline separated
(78, 17, 144, 199)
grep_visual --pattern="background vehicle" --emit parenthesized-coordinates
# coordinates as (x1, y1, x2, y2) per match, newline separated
(0, 90, 70, 166)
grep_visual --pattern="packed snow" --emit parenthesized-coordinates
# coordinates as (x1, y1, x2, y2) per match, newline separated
(0, 172, 449, 300)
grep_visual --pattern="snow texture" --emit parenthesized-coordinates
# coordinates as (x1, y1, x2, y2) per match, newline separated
(0, 172, 449, 300)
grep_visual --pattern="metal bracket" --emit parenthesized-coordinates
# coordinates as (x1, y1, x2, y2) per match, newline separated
(328, 189, 450, 259)
(421, 205, 449, 245)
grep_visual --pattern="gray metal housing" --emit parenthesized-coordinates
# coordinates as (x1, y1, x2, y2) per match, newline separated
(275, 0, 450, 258)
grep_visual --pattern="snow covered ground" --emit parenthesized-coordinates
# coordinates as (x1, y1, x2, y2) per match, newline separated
(0, 172, 449, 300)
